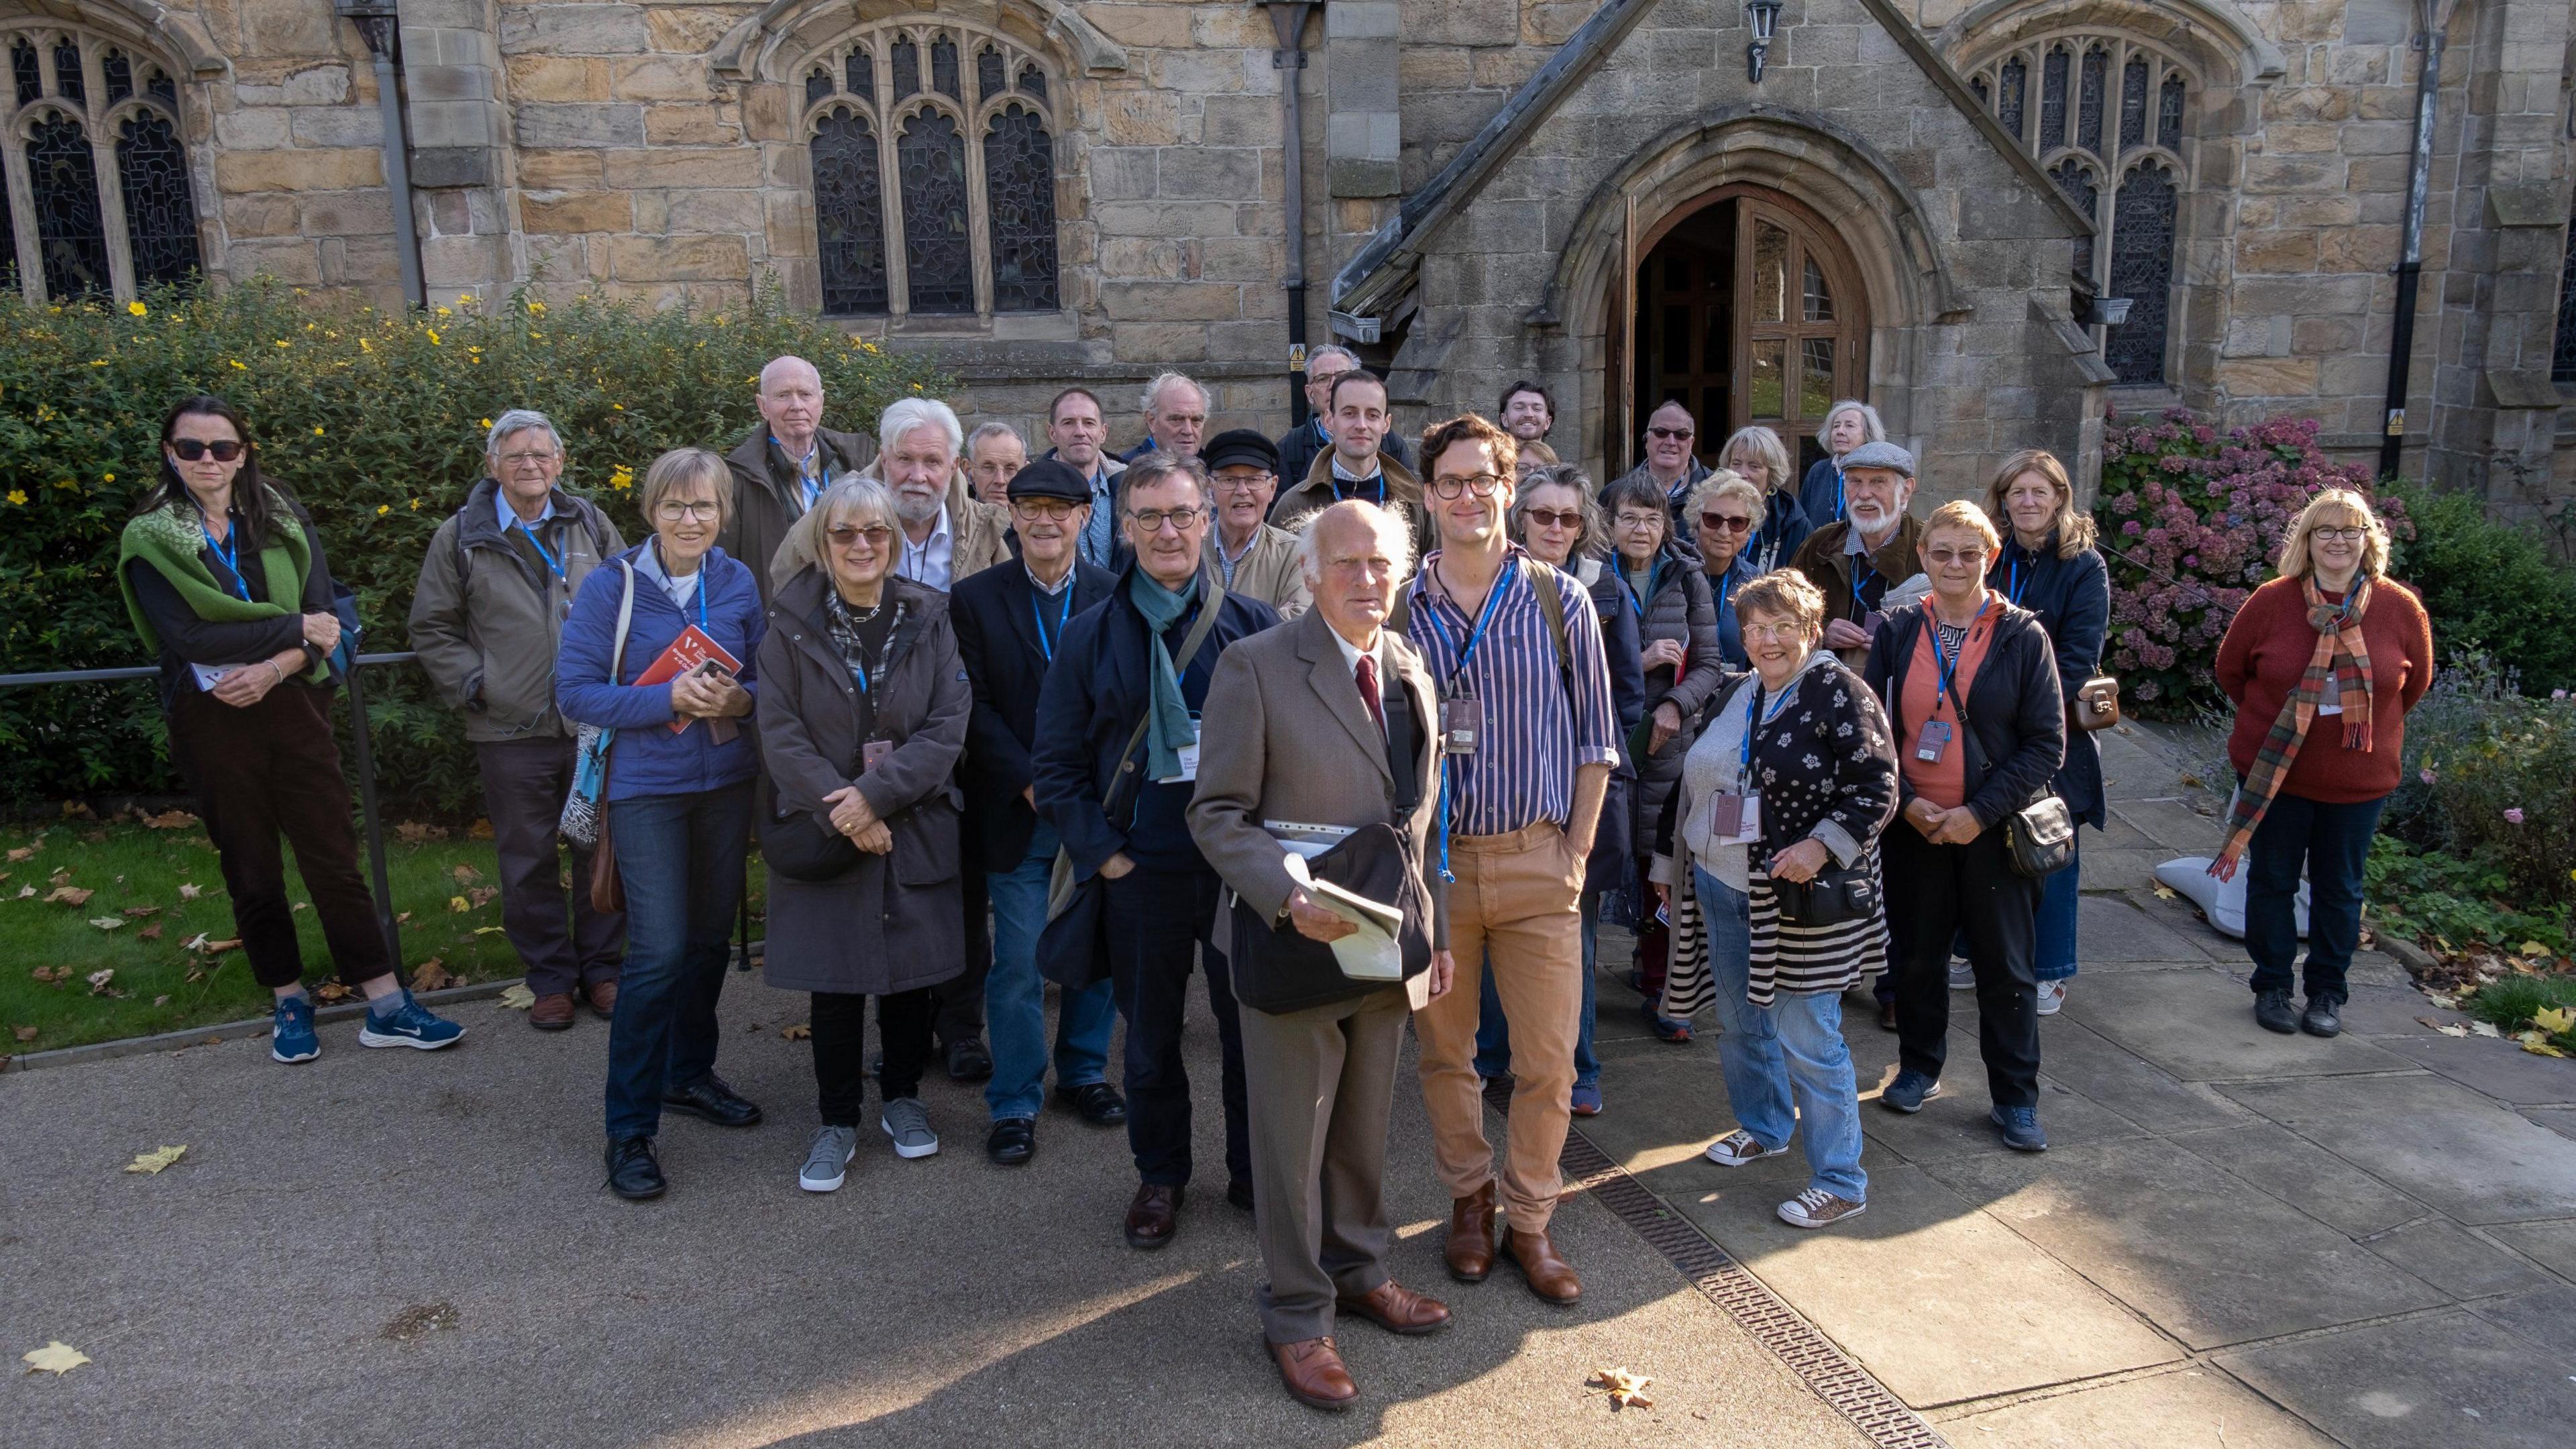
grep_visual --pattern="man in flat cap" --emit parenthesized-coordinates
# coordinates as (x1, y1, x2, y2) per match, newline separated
(1202, 428, 1311, 620)
(1790, 439, 1925, 671)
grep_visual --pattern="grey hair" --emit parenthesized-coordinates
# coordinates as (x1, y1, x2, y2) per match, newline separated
(1138, 370, 1207, 416)
(484, 409, 562, 458)
(1296, 499, 1417, 588)
(1815, 400, 1886, 453)
(964, 420, 1024, 457)
(771, 476, 904, 594)
(1510, 464, 1607, 561)
(878, 396, 963, 459)
(1305, 343, 1359, 374)
(1118, 451, 1210, 510)
(1686, 468, 1764, 523)
(1715, 425, 1792, 490)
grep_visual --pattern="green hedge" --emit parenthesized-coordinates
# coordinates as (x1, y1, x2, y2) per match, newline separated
(2381, 480, 2576, 696)
(0, 280, 945, 816)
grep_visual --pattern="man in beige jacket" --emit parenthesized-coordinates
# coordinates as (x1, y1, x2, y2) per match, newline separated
(1201, 429, 1309, 619)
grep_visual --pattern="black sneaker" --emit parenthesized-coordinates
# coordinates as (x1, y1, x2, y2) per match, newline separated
(606, 1135, 665, 1200)
(2254, 988, 2298, 1035)
(2300, 994, 2344, 1038)
(986, 1116, 1036, 1166)
(945, 1036, 994, 1082)
(662, 1074, 763, 1127)
(1054, 1081, 1128, 1125)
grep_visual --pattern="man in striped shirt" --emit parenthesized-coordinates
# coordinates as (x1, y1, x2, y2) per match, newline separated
(1402, 413, 1619, 1305)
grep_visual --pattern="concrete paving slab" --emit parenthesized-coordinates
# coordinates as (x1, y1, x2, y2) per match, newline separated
(2359, 1218, 2558, 1299)
(2167, 1123, 2428, 1236)
(2079, 847, 2192, 894)
(2377, 1034, 2576, 1107)
(2482, 1219, 2576, 1279)
(1923, 1138, 2445, 1350)
(1934, 1366, 2339, 1448)
(2218, 1074, 2576, 1225)
(1644, 1160, 2180, 1408)
(1857, 1064, 2151, 1165)
(2110, 797, 2223, 853)
(2218, 1311, 2576, 1449)
(2524, 1107, 2576, 1143)
(2063, 970, 2412, 1081)
(2334, 985, 2467, 1038)
(2030, 1018, 2253, 1134)
(2470, 1283, 2576, 1358)
(2080, 894, 2224, 963)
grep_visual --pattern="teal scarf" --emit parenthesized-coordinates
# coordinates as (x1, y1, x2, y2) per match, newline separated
(1128, 568, 1200, 781)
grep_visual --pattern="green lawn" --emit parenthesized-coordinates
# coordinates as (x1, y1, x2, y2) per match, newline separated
(3, 817, 764, 1055)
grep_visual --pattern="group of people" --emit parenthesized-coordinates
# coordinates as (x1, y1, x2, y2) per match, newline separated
(112, 358, 2434, 1413)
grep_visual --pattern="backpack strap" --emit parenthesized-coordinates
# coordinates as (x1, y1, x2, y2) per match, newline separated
(1519, 556, 1576, 705)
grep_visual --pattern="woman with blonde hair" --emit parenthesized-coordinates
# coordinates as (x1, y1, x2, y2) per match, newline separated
(1980, 449, 2109, 1014)
(1687, 470, 1768, 669)
(1715, 425, 1811, 572)
(2214, 489, 2432, 1038)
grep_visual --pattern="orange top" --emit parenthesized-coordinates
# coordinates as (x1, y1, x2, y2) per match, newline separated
(1898, 597, 2000, 810)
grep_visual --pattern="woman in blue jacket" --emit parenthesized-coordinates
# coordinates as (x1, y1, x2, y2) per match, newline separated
(557, 447, 767, 1201)
(1983, 449, 2110, 1016)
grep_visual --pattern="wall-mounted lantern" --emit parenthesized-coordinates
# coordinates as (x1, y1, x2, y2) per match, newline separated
(1746, 1, 1784, 83)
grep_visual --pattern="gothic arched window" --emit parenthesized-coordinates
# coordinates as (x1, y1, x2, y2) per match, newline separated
(803, 21, 1060, 320)
(1972, 31, 2188, 384)
(2550, 205, 2576, 384)
(3, 25, 199, 304)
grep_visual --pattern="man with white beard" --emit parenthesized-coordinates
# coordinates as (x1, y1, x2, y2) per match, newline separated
(1788, 440, 1925, 670)
(871, 397, 1010, 594)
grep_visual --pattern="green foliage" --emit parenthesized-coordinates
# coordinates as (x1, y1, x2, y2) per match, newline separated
(2381, 480, 2576, 696)
(2460, 973, 2576, 1030)
(2377, 653, 2576, 920)
(2364, 837, 2570, 961)
(0, 279, 944, 816)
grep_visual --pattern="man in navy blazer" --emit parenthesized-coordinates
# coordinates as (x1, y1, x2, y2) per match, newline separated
(951, 460, 1127, 1167)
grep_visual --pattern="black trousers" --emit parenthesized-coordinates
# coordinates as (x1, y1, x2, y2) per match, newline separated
(812, 988, 935, 1125)
(1884, 823, 2041, 1110)
(1105, 866, 1250, 1189)
(169, 686, 394, 991)
(932, 866, 991, 1046)
(475, 737, 625, 997)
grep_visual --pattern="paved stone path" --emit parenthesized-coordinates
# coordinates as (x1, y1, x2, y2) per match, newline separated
(4, 722, 2571, 1447)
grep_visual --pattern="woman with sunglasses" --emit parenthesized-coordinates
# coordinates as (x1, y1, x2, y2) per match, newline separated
(117, 394, 465, 1065)
(558, 447, 765, 1201)
(1688, 471, 1767, 671)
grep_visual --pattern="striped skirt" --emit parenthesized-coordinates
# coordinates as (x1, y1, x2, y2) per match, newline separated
(1657, 852, 1888, 1018)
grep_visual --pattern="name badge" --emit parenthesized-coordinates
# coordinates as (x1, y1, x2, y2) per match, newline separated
(1915, 720, 1952, 763)
(1158, 716, 1201, 784)
(2317, 700, 2343, 716)
(1705, 793, 1762, 845)
(861, 739, 894, 773)
(1441, 696, 1481, 756)
(1857, 610, 1886, 638)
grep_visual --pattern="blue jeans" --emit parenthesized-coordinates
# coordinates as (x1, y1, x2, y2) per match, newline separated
(1694, 867, 1866, 1202)
(2246, 790, 2385, 1002)
(603, 782, 751, 1139)
(984, 823, 1116, 1121)
(1473, 905, 1600, 1091)
(2035, 839, 2081, 982)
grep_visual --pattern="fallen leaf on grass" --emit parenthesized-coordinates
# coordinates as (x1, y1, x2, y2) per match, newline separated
(50, 866, 70, 885)
(43, 886, 93, 907)
(123, 905, 159, 918)
(313, 981, 352, 1005)
(411, 959, 451, 992)
(139, 810, 196, 830)
(21, 1340, 89, 1375)
(87, 916, 125, 932)
(2522, 942, 2553, 959)
(447, 896, 470, 914)
(466, 887, 498, 909)
(85, 969, 114, 994)
(176, 883, 201, 900)
(123, 1144, 186, 1175)
(29, 965, 66, 983)
(449, 864, 480, 885)
(2533, 1006, 2575, 1036)
(780, 1022, 811, 1040)
(5, 846, 32, 862)
(13, 885, 32, 899)
(467, 818, 494, 840)
(152, 994, 168, 1006)
(394, 911, 412, 924)
(394, 821, 441, 844)
(472, 926, 505, 936)
(1587, 1366, 1653, 1410)
(137, 924, 162, 942)
(498, 984, 536, 1010)
(289, 902, 307, 914)
(11, 1026, 34, 1042)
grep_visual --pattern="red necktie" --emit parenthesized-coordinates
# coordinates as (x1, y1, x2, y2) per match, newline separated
(1354, 653, 1386, 735)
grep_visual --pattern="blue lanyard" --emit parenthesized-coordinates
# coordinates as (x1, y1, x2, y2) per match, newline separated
(521, 522, 564, 580)
(2001, 549, 2032, 606)
(1423, 564, 1512, 883)
(1830, 464, 1845, 523)
(1736, 682, 1767, 786)
(1030, 582, 1071, 661)
(201, 513, 252, 602)
(1850, 557, 1878, 616)
(1927, 600, 1987, 713)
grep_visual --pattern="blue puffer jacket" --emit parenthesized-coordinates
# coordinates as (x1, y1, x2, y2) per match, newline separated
(556, 541, 766, 801)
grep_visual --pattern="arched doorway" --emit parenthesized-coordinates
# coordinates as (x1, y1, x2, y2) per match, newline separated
(1611, 185, 1869, 477)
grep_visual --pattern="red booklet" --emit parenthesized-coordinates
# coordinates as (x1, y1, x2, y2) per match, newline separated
(633, 625, 743, 739)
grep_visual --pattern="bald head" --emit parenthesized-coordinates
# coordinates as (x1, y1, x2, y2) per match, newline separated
(758, 355, 824, 458)
(1299, 499, 1414, 648)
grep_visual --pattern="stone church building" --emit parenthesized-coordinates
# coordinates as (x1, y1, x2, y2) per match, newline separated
(3, 0, 2569, 504)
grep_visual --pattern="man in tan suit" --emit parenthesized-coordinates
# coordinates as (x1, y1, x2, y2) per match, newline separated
(1190, 500, 1457, 1412)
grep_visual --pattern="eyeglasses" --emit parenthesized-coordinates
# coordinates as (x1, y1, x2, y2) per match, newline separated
(1742, 621, 1809, 643)
(1699, 513, 1754, 534)
(496, 450, 560, 470)
(1613, 513, 1666, 531)
(1925, 547, 1990, 566)
(1125, 506, 1207, 535)
(170, 439, 244, 462)
(654, 500, 722, 523)
(2308, 526, 2367, 544)
(1430, 472, 1504, 499)
(1646, 426, 1694, 441)
(1211, 473, 1274, 494)
(826, 523, 894, 549)
(1523, 508, 1584, 530)
(1011, 500, 1078, 522)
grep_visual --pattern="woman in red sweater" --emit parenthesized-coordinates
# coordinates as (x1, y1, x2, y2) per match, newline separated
(2214, 490, 2434, 1038)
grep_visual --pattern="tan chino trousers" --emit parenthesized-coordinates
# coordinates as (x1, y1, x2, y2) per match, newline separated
(1412, 820, 1584, 1234)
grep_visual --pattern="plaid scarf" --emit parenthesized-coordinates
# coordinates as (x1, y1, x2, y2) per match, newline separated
(2216, 576, 2374, 869)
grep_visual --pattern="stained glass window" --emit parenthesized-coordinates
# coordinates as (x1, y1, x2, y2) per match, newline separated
(118, 110, 199, 288)
(897, 110, 972, 313)
(977, 46, 1003, 105)
(28, 112, 110, 299)
(890, 37, 918, 99)
(1017, 66, 1045, 103)
(0, 164, 16, 292)
(2157, 74, 2185, 150)
(102, 48, 128, 104)
(145, 66, 172, 106)
(812, 106, 888, 316)
(983, 103, 1057, 312)
(806, 66, 833, 109)
(52, 39, 80, 103)
(11, 39, 36, 107)
(2555, 207, 2576, 382)
(930, 35, 959, 100)
(1997, 56, 2027, 142)
(2077, 45, 2106, 156)
(846, 48, 873, 102)
(2040, 46, 2068, 150)
(2049, 157, 2100, 278)
(2107, 162, 2177, 384)
(2118, 56, 2149, 152)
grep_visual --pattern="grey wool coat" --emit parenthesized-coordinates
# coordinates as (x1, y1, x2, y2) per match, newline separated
(755, 568, 971, 997)
(1623, 539, 1725, 849)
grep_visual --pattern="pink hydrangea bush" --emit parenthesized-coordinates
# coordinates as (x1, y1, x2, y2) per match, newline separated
(2092, 408, 2410, 716)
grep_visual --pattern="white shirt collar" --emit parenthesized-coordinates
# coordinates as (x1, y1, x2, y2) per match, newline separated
(897, 504, 955, 590)
(1025, 558, 1075, 596)
(1326, 619, 1382, 676)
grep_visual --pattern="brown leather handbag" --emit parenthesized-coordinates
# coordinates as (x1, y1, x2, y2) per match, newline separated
(2072, 675, 2121, 733)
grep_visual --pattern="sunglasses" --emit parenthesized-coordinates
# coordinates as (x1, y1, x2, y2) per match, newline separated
(1646, 426, 1694, 441)
(1523, 508, 1585, 530)
(826, 523, 895, 548)
(170, 439, 244, 462)
(1699, 513, 1754, 534)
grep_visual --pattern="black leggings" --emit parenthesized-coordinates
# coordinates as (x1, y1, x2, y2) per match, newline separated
(811, 988, 935, 1125)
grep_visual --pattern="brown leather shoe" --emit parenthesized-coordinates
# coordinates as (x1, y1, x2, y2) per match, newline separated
(1269, 1336, 1356, 1411)
(1445, 1182, 1497, 1283)
(586, 979, 617, 1020)
(1123, 1183, 1181, 1250)
(1500, 1226, 1582, 1305)
(529, 991, 577, 1031)
(1336, 1279, 1452, 1336)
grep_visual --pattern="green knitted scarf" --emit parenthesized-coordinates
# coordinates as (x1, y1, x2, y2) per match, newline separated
(115, 487, 325, 680)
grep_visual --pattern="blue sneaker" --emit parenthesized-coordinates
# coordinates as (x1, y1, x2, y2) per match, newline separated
(1990, 1106, 2049, 1152)
(271, 994, 320, 1064)
(357, 989, 466, 1051)
(1880, 1069, 1941, 1114)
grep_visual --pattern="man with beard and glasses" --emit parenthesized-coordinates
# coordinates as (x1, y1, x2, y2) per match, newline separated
(1790, 440, 1925, 672)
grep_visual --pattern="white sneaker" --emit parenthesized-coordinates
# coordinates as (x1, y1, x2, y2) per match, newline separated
(2035, 980, 2067, 1016)
(1704, 1130, 1790, 1168)
(799, 1125, 858, 1193)
(1778, 1187, 1866, 1229)
(1947, 957, 1976, 990)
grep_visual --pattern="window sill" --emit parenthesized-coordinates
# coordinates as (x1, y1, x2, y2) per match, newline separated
(830, 309, 1078, 343)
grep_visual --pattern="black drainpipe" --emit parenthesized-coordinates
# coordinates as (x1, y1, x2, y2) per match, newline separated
(2379, 1, 2455, 480)
(1261, 2, 1318, 427)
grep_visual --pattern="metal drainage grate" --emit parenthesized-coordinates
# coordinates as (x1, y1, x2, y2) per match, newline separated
(1483, 1077, 1947, 1448)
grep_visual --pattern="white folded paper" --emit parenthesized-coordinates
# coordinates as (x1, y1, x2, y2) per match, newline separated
(1282, 851, 1403, 981)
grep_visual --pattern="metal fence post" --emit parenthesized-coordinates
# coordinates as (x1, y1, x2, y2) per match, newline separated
(338, 657, 407, 977)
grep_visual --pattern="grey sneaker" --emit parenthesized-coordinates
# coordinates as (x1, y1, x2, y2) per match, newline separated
(798, 1125, 859, 1193)
(1778, 1187, 1866, 1229)
(1947, 957, 1976, 991)
(881, 1097, 939, 1160)
(2034, 979, 2066, 1016)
